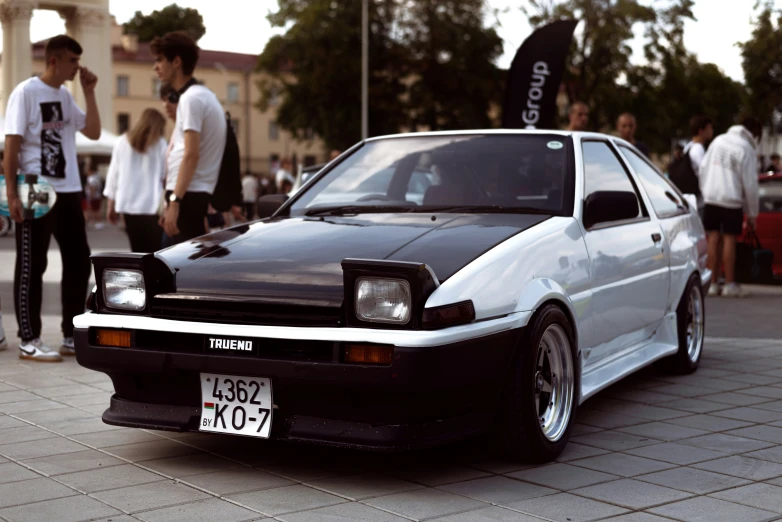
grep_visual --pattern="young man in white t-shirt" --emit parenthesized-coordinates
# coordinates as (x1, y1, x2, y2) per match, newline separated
(3, 35, 101, 362)
(152, 31, 227, 246)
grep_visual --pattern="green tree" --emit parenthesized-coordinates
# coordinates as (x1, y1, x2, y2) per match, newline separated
(123, 4, 206, 43)
(257, 0, 408, 151)
(398, 1, 505, 131)
(524, 0, 657, 131)
(526, 0, 744, 153)
(740, 2, 782, 130)
(257, 0, 504, 151)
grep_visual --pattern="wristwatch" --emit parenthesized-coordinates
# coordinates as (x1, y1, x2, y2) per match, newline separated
(168, 193, 183, 204)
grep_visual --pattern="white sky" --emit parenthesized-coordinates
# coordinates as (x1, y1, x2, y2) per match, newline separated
(0, 0, 770, 83)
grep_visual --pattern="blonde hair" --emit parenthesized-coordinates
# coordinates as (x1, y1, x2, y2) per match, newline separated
(128, 108, 167, 153)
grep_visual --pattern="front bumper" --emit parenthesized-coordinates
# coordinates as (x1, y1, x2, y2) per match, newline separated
(74, 324, 523, 451)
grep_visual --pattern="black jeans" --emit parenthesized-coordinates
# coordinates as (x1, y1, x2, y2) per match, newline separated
(161, 191, 210, 248)
(123, 214, 162, 253)
(14, 192, 91, 341)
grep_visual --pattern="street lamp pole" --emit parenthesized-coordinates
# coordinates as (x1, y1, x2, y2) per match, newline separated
(361, 0, 368, 140)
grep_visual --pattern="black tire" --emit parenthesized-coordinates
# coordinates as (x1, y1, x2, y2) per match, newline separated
(656, 274, 704, 374)
(496, 304, 577, 463)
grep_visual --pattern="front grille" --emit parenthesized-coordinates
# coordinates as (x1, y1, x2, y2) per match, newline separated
(149, 298, 342, 327)
(132, 330, 335, 362)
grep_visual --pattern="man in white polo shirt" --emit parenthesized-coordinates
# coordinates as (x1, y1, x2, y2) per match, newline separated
(3, 35, 101, 362)
(152, 31, 226, 246)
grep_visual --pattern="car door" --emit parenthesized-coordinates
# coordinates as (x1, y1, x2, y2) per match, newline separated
(580, 140, 671, 366)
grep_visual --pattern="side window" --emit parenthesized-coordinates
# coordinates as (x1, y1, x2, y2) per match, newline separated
(582, 141, 644, 227)
(619, 146, 686, 218)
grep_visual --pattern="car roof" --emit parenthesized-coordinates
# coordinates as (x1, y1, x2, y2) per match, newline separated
(365, 129, 616, 142)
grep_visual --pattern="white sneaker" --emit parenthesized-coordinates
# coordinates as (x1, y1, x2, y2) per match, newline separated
(722, 283, 747, 298)
(707, 284, 720, 297)
(60, 337, 76, 356)
(19, 338, 63, 362)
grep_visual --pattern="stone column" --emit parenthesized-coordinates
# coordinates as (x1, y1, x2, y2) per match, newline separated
(61, 5, 112, 132)
(0, 0, 34, 117)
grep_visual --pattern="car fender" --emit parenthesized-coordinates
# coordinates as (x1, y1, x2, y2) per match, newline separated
(514, 277, 583, 354)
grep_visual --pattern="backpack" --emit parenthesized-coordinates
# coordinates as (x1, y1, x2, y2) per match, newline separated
(669, 148, 700, 197)
(210, 112, 242, 212)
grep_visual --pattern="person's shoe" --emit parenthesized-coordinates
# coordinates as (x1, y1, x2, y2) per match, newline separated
(0, 335, 7, 352)
(60, 337, 76, 356)
(707, 284, 720, 297)
(18, 338, 63, 362)
(722, 283, 747, 298)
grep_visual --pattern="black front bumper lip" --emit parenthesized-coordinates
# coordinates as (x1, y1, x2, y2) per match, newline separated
(102, 395, 491, 451)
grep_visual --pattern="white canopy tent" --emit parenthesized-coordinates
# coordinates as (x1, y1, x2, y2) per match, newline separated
(0, 115, 118, 155)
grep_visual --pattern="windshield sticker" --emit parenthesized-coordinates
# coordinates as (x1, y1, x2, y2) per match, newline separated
(547, 141, 564, 150)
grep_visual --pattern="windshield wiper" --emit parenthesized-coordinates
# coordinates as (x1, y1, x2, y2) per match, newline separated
(419, 205, 552, 215)
(305, 205, 416, 216)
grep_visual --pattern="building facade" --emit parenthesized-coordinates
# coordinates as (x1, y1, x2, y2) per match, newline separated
(0, 2, 327, 174)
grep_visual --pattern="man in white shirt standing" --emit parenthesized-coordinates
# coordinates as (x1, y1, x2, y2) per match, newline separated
(241, 173, 259, 219)
(684, 115, 713, 180)
(699, 117, 762, 298)
(4, 35, 101, 361)
(152, 31, 226, 246)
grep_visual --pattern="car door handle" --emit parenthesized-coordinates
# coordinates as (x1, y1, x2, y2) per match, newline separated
(651, 233, 662, 243)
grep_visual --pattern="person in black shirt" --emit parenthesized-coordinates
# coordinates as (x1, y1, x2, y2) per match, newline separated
(617, 113, 651, 158)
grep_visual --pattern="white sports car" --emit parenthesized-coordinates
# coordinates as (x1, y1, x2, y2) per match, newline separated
(74, 130, 709, 462)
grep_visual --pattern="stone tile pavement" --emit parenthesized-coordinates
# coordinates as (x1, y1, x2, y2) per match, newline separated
(1, 333, 782, 521)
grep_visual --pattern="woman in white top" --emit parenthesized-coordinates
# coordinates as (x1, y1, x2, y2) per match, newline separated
(104, 109, 168, 252)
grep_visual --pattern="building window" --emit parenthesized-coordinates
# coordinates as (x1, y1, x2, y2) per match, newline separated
(230, 119, 240, 137)
(269, 85, 280, 106)
(117, 113, 130, 134)
(152, 78, 161, 97)
(227, 83, 239, 104)
(117, 75, 129, 97)
(305, 127, 314, 140)
(269, 121, 279, 141)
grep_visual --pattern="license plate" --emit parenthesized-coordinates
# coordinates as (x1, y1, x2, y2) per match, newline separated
(199, 373, 272, 438)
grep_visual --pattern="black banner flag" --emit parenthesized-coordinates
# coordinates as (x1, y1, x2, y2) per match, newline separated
(502, 20, 578, 130)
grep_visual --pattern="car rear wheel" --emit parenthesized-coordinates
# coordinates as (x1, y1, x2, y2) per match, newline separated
(496, 304, 577, 463)
(657, 274, 704, 374)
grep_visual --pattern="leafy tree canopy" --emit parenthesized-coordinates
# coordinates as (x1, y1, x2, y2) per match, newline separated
(123, 4, 206, 43)
(528, 0, 744, 152)
(258, 0, 503, 151)
(740, 1, 782, 130)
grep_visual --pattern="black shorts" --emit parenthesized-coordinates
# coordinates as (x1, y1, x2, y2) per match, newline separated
(702, 204, 743, 235)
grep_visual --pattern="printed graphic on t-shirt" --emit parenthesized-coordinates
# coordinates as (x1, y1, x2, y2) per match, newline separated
(40, 102, 66, 179)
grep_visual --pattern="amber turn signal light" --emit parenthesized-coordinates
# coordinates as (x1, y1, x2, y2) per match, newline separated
(95, 329, 131, 348)
(343, 344, 394, 365)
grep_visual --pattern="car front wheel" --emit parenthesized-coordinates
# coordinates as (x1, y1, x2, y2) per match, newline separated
(496, 304, 577, 463)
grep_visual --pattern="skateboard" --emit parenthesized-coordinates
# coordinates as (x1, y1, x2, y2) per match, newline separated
(0, 174, 57, 220)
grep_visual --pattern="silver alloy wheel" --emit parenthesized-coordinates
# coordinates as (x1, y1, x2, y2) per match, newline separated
(686, 284, 704, 362)
(534, 324, 574, 442)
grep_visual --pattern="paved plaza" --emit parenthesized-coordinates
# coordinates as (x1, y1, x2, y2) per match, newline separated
(1, 227, 782, 521)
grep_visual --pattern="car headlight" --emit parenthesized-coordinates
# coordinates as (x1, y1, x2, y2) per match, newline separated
(355, 277, 411, 324)
(103, 269, 146, 311)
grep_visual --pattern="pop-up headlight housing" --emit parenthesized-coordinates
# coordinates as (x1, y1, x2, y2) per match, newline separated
(342, 258, 473, 330)
(91, 253, 176, 314)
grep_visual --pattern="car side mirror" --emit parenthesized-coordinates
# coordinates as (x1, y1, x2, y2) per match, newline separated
(583, 191, 639, 229)
(257, 194, 289, 219)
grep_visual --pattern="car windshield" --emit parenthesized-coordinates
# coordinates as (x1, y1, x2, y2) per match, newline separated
(760, 179, 782, 213)
(288, 134, 572, 216)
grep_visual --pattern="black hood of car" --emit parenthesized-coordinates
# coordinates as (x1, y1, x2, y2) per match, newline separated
(156, 213, 549, 308)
